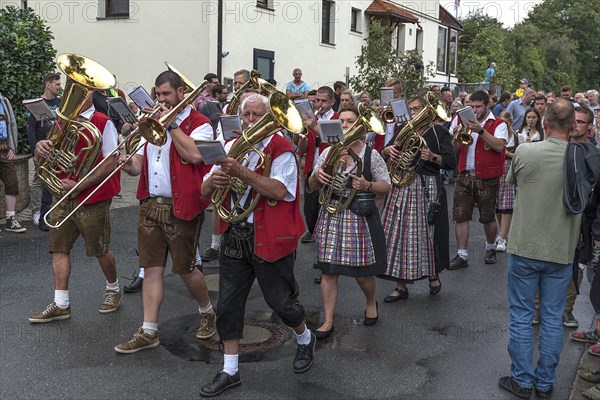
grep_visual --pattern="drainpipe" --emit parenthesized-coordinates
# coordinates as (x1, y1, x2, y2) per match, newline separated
(217, 0, 223, 79)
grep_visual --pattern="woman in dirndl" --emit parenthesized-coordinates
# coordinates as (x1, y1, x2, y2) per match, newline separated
(494, 111, 518, 252)
(308, 106, 391, 339)
(379, 95, 456, 302)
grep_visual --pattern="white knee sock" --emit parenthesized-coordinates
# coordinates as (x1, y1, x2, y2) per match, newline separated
(54, 290, 69, 308)
(296, 327, 312, 345)
(195, 248, 202, 266)
(138, 267, 145, 279)
(211, 235, 220, 250)
(223, 354, 239, 376)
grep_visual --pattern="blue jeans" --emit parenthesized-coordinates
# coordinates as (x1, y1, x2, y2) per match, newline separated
(507, 254, 571, 390)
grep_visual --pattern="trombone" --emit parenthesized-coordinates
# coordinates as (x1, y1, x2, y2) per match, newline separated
(43, 68, 207, 229)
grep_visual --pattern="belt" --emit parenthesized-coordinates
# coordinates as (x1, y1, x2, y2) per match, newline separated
(145, 196, 172, 205)
(231, 221, 253, 228)
(461, 170, 477, 177)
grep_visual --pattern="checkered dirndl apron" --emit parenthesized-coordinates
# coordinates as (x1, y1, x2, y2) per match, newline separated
(496, 158, 516, 210)
(314, 193, 375, 269)
(380, 175, 436, 281)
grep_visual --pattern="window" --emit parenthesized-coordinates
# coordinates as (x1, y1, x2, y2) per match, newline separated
(448, 29, 458, 75)
(351, 8, 361, 33)
(253, 49, 275, 80)
(256, 0, 273, 10)
(436, 26, 447, 74)
(322, 1, 335, 45)
(100, 0, 129, 18)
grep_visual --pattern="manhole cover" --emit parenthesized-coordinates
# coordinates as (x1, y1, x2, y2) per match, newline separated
(199, 322, 290, 352)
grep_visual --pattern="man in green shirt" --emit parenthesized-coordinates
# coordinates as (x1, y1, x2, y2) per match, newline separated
(499, 99, 581, 399)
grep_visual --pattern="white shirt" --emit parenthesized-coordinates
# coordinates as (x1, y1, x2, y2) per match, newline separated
(136, 105, 214, 197)
(79, 106, 119, 158)
(449, 111, 508, 170)
(205, 134, 297, 223)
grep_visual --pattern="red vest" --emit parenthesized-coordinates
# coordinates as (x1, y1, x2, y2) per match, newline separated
(219, 135, 306, 262)
(457, 116, 507, 179)
(136, 110, 213, 220)
(58, 112, 120, 205)
(303, 111, 339, 175)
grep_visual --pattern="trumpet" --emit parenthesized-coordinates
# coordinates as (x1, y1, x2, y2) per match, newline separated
(43, 77, 207, 229)
(455, 126, 473, 146)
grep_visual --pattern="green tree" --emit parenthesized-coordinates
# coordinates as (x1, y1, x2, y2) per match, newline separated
(0, 6, 56, 154)
(350, 18, 434, 99)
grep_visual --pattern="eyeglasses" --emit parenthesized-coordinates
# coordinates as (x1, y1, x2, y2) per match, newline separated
(575, 120, 591, 125)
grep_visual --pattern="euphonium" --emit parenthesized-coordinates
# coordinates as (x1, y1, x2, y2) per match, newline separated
(212, 91, 305, 223)
(318, 103, 385, 214)
(387, 92, 451, 187)
(37, 53, 116, 198)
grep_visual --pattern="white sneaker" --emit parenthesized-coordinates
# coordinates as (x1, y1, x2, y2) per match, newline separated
(496, 239, 507, 252)
(32, 211, 41, 226)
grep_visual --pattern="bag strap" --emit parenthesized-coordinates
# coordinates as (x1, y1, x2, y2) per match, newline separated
(362, 145, 373, 182)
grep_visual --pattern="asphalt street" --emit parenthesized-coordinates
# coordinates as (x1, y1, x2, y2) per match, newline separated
(0, 179, 597, 400)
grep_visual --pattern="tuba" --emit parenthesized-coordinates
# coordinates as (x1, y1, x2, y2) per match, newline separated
(37, 53, 116, 198)
(318, 103, 385, 214)
(212, 91, 305, 223)
(387, 92, 451, 187)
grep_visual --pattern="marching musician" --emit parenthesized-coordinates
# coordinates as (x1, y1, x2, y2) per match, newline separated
(29, 95, 122, 322)
(200, 93, 313, 397)
(448, 90, 508, 269)
(308, 105, 391, 338)
(114, 70, 216, 353)
(379, 95, 456, 301)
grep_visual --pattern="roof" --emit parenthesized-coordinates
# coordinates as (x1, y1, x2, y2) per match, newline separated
(439, 4, 463, 30)
(365, 0, 419, 24)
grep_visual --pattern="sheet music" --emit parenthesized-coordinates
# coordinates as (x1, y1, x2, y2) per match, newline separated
(106, 97, 138, 124)
(127, 86, 155, 109)
(218, 115, 242, 141)
(380, 87, 395, 108)
(457, 106, 477, 126)
(294, 99, 315, 121)
(318, 120, 344, 145)
(390, 98, 410, 124)
(196, 140, 227, 164)
(22, 98, 55, 121)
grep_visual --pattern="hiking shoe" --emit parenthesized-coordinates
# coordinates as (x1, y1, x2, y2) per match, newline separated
(562, 311, 579, 328)
(448, 255, 468, 270)
(484, 249, 497, 264)
(99, 290, 122, 314)
(115, 327, 159, 354)
(29, 302, 71, 323)
(5, 216, 26, 233)
(496, 239, 507, 252)
(196, 311, 216, 339)
(532, 309, 540, 325)
(579, 369, 600, 383)
(201, 247, 219, 262)
(571, 328, 600, 343)
(583, 384, 600, 400)
(589, 343, 600, 357)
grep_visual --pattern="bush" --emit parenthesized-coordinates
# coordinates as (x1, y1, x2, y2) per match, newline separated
(0, 6, 56, 154)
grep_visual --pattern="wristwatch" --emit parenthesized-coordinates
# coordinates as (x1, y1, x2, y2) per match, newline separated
(478, 127, 485, 135)
(169, 122, 178, 131)
(432, 155, 438, 162)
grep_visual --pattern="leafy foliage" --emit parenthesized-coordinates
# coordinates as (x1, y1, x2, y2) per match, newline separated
(350, 18, 435, 99)
(0, 6, 56, 154)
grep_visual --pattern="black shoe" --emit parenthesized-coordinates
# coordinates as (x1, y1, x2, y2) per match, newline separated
(363, 301, 378, 326)
(448, 255, 468, 270)
(200, 371, 241, 398)
(383, 287, 408, 303)
(314, 324, 334, 340)
(301, 232, 314, 243)
(123, 276, 143, 293)
(535, 386, 553, 398)
(39, 221, 50, 232)
(429, 276, 442, 295)
(484, 249, 497, 264)
(498, 376, 532, 399)
(293, 332, 316, 373)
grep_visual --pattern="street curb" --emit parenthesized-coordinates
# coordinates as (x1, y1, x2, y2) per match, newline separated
(569, 341, 599, 400)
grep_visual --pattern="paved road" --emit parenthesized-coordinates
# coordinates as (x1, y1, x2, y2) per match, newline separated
(1, 176, 596, 399)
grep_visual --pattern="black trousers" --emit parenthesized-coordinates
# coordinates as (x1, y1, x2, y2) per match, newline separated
(216, 225, 306, 341)
(303, 176, 320, 234)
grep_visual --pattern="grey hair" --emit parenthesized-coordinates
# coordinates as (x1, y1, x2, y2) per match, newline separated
(241, 93, 269, 112)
